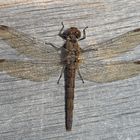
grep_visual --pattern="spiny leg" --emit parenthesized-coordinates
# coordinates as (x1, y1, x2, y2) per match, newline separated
(79, 26, 98, 52)
(77, 68, 84, 83)
(45, 22, 65, 50)
(79, 26, 88, 41)
(45, 42, 60, 50)
(81, 48, 98, 53)
(57, 65, 65, 84)
(59, 22, 65, 38)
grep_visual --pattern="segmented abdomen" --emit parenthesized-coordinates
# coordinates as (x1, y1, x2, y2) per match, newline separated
(64, 64, 76, 131)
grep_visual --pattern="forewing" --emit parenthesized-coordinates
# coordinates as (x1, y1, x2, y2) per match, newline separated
(0, 25, 60, 61)
(79, 60, 140, 83)
(84, 28, 140, 60)
(0, 59, 62, 81)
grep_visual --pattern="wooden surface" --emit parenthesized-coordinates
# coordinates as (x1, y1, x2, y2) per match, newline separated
(0, 0, 140, 139)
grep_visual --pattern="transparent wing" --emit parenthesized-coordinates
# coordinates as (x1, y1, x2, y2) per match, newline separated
(79, 60, 140, 83)
(79, 28, 140, 82)
(0, 25, 63, 81)
(83, 28, 140, 60)
(0, 25, 61, 62)
(0, 59, 62, 81)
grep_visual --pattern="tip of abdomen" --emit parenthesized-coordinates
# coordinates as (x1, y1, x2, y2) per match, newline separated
(65, 110, 73, 131)
(66, 120, 72, 131)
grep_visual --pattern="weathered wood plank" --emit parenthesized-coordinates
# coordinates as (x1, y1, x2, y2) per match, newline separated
(0, 0, 140, 139)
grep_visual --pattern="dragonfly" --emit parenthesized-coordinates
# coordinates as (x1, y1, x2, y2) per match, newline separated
(0, 23, 140, 131)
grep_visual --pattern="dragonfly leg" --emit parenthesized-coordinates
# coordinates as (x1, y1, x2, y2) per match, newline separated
(57, 65, 65, 84)
(77, 68, 84, 83)
(59, 22, 65, 38)
(46, 22, 65, 49)
(82, 48, 98, 52)
(78, 26, 88, 41)
(45, 42, 60, 51)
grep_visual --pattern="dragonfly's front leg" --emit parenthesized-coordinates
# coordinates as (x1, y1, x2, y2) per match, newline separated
(59, 22, 65, 39)
(46, 22, 65, 50)
(78, 26, 88, 41)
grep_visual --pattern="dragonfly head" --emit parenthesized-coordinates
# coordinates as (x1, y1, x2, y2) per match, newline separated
(62, 27, 81, 42)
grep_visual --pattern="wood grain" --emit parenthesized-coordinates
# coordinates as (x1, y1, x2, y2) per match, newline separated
(0, 0, 140, 139)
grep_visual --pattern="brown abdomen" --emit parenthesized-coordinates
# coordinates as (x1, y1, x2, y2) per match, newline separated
(64, 64, 76, 131)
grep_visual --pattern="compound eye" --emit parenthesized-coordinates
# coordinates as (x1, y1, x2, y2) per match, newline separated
(75, 31, 80, 38)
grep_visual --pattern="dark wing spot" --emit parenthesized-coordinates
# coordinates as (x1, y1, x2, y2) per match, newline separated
(0, 25, 9, 30)
(0, 59, 6, 63)
(133, 28, 140, 32)
(133, 61, 140, 64)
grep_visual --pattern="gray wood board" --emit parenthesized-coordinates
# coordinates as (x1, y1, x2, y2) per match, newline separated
(0, 0, 140, 139)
